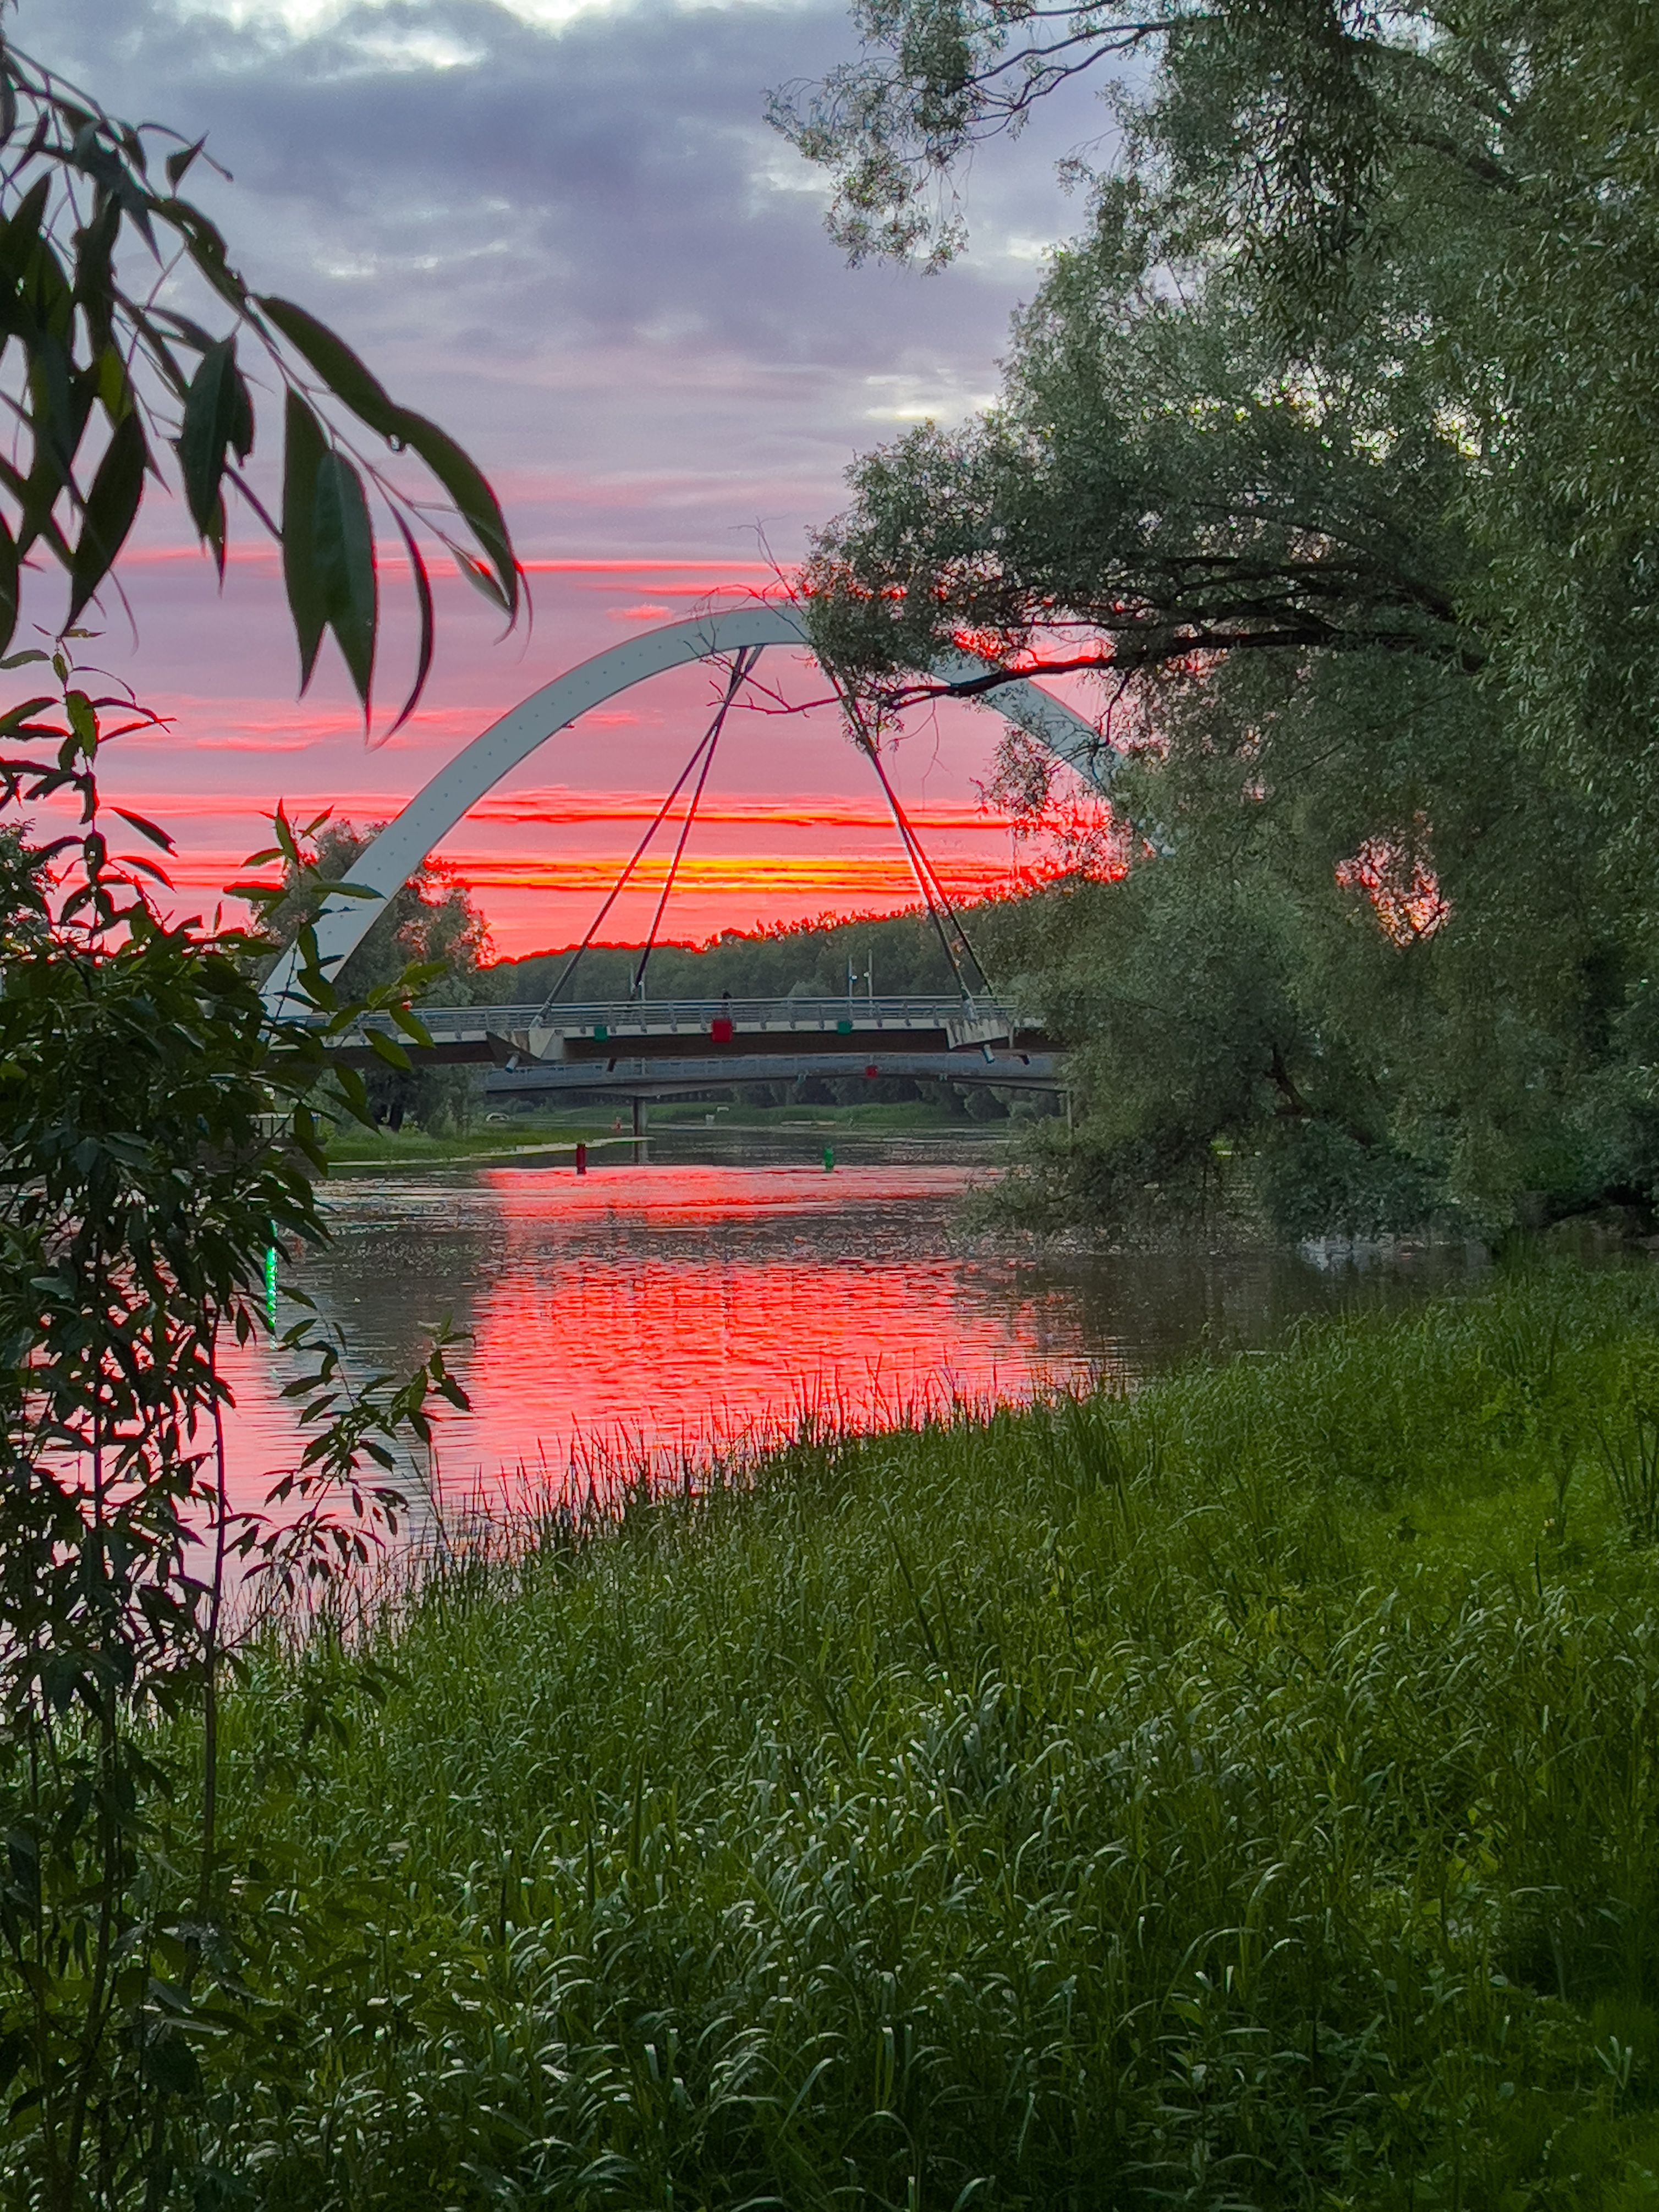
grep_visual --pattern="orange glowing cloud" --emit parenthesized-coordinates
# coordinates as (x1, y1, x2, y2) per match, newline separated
(213, 852, 1060, 899)
(80, 546, 1085, 957)
(95, 788, 1031, 835)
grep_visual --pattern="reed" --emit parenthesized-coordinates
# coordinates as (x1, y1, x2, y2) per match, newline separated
(193, 1261, 1659, 2207)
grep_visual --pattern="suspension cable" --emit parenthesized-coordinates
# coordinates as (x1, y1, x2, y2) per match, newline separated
(535, 650, 761, 1018)
(535, 715, 717, 1017)
(633, 647, 758, 996)
(836, 684, 959, 989)
(870, 743, 995, 998)
(838, 682, 995, 1002)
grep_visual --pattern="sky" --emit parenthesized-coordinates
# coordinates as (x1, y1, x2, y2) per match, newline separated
(27, 0, 1109, 957)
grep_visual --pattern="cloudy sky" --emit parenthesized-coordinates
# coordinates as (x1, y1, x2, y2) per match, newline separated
(29, 0, 1106, 955)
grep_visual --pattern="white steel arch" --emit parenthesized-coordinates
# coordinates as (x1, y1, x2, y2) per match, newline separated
(260, 602, 1114, 1014)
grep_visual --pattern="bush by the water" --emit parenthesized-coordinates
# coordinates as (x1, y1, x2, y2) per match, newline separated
(167, 1266, 1659, 2204)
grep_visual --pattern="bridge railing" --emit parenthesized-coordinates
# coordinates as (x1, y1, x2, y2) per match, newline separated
(397, 996, 1029, 1037)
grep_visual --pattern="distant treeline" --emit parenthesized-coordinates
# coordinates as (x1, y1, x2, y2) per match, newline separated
(473, 898, 1037, 1006)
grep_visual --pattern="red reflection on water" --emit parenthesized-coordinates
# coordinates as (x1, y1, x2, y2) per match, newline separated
(218, 1163, 1099, 1528)
(474, 1160, 974, 1221)
(441, 1166, 1084, 1502)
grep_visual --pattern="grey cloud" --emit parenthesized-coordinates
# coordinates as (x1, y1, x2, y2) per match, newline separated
(76, 1, 1036, 347)
(32, 0, 1103, 557)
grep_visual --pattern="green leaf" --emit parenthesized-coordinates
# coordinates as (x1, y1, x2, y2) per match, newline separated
(177, 336, 252, 554)
(292, 920, 338, 1012)
(165, 136, 206, 190)
(333, 1062, 371, 1121)
(65, 691, 97, 755)
(229, 360, 255, 464)
(312, 451, 377, 716)
(387, 506, 434, 734)
(68, 410, 147, 626)
(257, 294, 517, 622)
(0, 514, 20, 660)
(121, 852, 173, 888)
(257, 294, 401, 441)
(281, 391, 327, 689)
(365, 1028, 411, 1072)
(149, 304, 226, 358)
(271, 804, 300, 867)
(112, 808, 177, 854)
(95, 343, 130, 421)
(387, 1002, 433, 1046)
(21, 337, 92, 546)
(72, 197, 121, 356)
(398, 411, 519, 619)
(164, 201, 249, 319)
(0, 176, 50, 283)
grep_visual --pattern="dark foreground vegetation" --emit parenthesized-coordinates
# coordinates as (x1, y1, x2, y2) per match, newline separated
(96, 1263, 1659, 2207)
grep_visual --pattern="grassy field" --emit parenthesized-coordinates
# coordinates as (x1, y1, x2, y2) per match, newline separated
(195, 1263, 1659, 2206)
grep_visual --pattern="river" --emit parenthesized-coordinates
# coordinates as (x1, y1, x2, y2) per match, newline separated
(219, 1127, 1485, 1536)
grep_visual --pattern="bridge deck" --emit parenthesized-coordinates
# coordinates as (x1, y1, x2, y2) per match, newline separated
(483, 1048, 1062, 1100)
(339, 995, 1050, 1071)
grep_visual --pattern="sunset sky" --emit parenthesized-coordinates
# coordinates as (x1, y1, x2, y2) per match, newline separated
(31, 0, 1109, 957)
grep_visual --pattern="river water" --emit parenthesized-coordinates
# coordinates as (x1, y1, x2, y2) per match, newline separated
(218, 1127, 1484, 1533)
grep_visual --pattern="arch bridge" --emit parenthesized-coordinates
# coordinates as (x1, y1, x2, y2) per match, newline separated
(262, 603, 1112, 1095)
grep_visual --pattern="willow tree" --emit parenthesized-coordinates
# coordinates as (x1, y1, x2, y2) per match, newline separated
(777, 0, 1659, 1237)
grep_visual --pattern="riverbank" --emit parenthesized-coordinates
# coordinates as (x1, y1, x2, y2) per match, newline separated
(197, 1262, 1659, 2204)
(322, 1117, 618, 1168)
(322, 1099, 1011, 1169)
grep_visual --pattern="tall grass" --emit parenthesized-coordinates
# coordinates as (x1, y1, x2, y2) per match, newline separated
(190, 1263, 1659, 2206)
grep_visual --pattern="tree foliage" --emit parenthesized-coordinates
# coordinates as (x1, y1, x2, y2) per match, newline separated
(0, 19, 519, 725)
(784, 0, 1659, 1237)
(267, 820, 494, 1133)
(0, 654, 469, 2206)
(482, 897, 1033, 1004)
(0, 24, 509, 2198)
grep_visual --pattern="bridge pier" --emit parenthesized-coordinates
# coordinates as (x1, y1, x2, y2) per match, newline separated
(632, 1093, 647, 1165)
